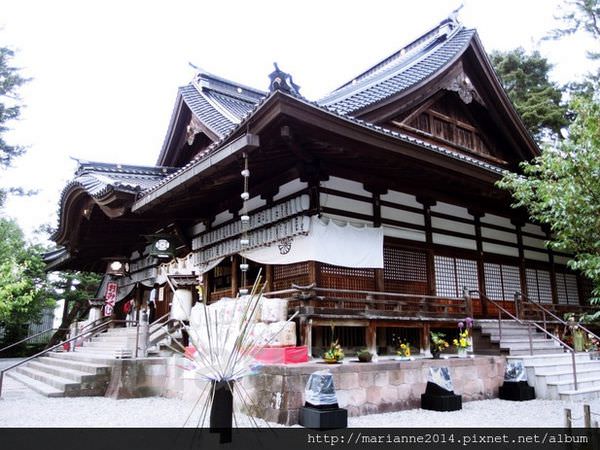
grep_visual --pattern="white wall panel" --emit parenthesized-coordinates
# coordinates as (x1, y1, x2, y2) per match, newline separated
(383, 225, 426, 242)
(381, 190, 421, 208)
(522, 222, 545, 236)
(481, 213, 513, 229)
(381, 206, 424, 225)
(432, 217, 475, 236)
(273, 178, 308, 201)
(481, 227, 518, 244)
(432, 233, 477, 250)
(320, 193, 372, 216)
(321, 176, 370, 197)
(431, 201, 471, 219)
(482, 242, 519, 257)
(523, 250, 549, 262)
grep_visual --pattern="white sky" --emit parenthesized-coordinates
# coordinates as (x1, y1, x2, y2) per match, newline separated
(0, 0, 596, 240)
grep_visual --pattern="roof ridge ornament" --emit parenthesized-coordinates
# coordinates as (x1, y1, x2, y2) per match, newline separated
(268, 62, 301, 95)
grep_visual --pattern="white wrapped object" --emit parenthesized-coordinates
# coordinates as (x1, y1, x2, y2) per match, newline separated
(189, 303, 206, 330)
(261, 298, 288, 323)
(170, 288, 192, 321)
(304, 370, 338, 406)
(266, 321, 296, 347)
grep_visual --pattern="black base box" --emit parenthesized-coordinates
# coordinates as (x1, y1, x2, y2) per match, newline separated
(299, 406, 347, 429)
(421, 382, 462, 411)
(499, 381, 536, 401)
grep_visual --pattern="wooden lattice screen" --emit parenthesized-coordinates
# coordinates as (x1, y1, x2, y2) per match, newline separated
(483, 262, 520, 315)
(272, 262, 310, 291)
(579, 276, 594, 305)
(383, 247, 428, 294)
(525, 268, 553, 303)
(320, 263, 375, 308)
(556, 272, 580, 305)
(434, 255, 479, 298)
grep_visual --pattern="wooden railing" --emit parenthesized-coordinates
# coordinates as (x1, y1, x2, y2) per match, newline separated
(262, 284, 469, 319)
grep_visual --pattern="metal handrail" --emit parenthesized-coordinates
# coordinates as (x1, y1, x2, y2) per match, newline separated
(0, 327, 63, 354)
(472, 289, 579, 390)
(519, 291, 600, 344)
(0, 318, 138, 398)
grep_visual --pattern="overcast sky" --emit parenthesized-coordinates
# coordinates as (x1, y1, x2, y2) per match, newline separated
(0, 0, 596, 240)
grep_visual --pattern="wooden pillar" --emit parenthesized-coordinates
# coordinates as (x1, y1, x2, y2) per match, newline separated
(299, 318, 313, 359)
(366, 321, 377, 355)
(421, 323, 431, 355)
(231, 255, 239, 297)
(546, 229, 559, 305)
(471, 211, 488, 317)
(513, 219, 527, 298)
(265, 265, 274, 292)
(418, 197, 436, 295)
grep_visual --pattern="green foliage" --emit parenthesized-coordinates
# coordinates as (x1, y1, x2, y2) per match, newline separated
(0, 218, 53, 342)
(498, 88, 600, 301)
(0, 46, 27, 169)
(490, 48, 568, 140)
(546, 0, 600, 59)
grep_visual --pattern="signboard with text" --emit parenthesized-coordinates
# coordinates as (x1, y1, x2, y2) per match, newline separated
(104, 282, 118, 316)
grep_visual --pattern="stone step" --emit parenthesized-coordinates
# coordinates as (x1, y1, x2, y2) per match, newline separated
(47, 351, 117, 366)
(484, 329, 544, 338)
(508, 352, 591, 365)
(508, 348, 565, 355)
(25, 361, 97, 383)
(37, 356, 110, 375)
(84, 341, 132, 349)
(546, 376, 600, 399)
(559, 386, 600, 401)
(15, 366, 80, 392)
(6, 371, 64, 397)
(529, 359, 600, 375)
(499, 340, 558, 348)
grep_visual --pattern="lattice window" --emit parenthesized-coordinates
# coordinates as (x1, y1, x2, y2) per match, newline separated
(525, 268, 553, 303)
(484, 262, 521, 301)
(579, 277, 594, 304)
(272, 262, 310, 290)
(556, 272, 580, 305)
(384, 247, 428, 294)
(321, 264, 375, 290)
(434, 255, 478, 298)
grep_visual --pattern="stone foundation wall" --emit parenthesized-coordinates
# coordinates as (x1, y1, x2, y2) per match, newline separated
(241, 356, 505, 425)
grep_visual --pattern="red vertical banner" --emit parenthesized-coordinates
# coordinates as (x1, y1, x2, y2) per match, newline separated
(104, 282, 118, 316)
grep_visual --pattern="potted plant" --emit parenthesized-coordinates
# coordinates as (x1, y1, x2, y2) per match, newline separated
(453, 329, 470, 357)
(429, 332, 449, 359)
(323, 339, 344, 363)
(357, 348, 373, 362)
(396, 341, 412, 360)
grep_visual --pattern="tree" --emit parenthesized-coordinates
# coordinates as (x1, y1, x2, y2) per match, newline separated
(0, 218, 54, 345)
(497, 88, 600, 301)
(546, 0, 600, 59)
(490, 48, 568, 141)
(46, 270, 102, 348)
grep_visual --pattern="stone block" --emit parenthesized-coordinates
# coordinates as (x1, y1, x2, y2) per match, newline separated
(389, 370, 404, 386)
(366, 386, 383, 404)
(358, 371, 375, 387)
(374, 371, 389, 387)
(339, 372, 359, 390)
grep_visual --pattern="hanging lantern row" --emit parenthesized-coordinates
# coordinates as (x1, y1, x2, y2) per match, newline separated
(239, 153, 250, 295)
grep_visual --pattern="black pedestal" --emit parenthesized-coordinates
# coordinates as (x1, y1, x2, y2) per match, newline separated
(499, 381, 535, 401)
(209, 381, 234, 443)
(421, 382, 462, 411)
(299, 406, 347, 429)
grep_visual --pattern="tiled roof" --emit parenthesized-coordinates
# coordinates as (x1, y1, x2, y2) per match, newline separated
(319, 21, 475, 115)
(69, 161, 176, 198)
(179, 71, 265, 139)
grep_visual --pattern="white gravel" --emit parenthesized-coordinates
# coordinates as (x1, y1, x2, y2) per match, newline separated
(0, 374, 596, 428)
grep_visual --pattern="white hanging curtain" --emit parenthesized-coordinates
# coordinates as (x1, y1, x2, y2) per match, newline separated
(241, 216, 383, 268)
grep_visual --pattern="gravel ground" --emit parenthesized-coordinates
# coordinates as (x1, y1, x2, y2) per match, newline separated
(0, 373, 597, 428)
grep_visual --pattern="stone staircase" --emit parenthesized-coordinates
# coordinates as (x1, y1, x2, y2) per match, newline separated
(6, 326, 140, 397)
(508, 353, 600, 401)
(476, 319, 563, 355)
(476, 319, 600, 401)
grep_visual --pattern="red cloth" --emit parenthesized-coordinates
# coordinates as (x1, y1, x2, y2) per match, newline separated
(253, 346, 308, 364)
